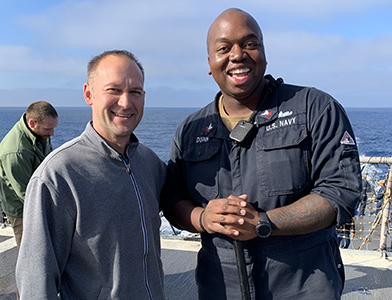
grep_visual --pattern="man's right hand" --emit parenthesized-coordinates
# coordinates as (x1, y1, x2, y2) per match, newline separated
(200, 195, 261, 241)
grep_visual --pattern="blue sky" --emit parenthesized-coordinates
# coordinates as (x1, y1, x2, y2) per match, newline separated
(0, 0, 391, 107)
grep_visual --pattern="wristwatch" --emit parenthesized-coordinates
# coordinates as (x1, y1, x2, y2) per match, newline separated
(255, 212, 272, 238)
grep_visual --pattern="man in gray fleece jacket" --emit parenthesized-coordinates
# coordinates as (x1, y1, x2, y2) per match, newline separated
(16, 50, 167, 299)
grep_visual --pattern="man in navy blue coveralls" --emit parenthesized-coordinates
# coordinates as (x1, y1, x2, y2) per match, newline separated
(162, 8, 362, 300)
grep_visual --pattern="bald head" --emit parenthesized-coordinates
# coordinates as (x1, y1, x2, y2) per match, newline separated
(207, 8, 263, 54)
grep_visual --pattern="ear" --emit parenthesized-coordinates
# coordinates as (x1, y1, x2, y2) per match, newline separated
(27, 118, 36, 130)
(84, 83, 93, 106)
(207, 57, 212, 75)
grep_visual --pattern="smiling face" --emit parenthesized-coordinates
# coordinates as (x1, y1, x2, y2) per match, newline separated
(84, 54, 145, 153)
(207, 9, 267, 103)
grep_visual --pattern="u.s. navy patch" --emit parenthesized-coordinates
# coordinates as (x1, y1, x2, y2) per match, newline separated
(340, 131, 355, 145)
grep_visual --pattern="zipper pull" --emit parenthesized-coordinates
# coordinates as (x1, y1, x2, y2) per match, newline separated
(121, 155, 131, 174)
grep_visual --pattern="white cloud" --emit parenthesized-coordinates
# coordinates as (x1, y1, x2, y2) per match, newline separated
(264, 30, 392, 106)
(11, 0, 211, 88)
(242, 0, 392, 19)
(17, 0, 209, 49)
(0, 45, 85, 75)
(265, 30, 392, 78)
(0, 0, 391, 107)
(0, 46, 32, 71)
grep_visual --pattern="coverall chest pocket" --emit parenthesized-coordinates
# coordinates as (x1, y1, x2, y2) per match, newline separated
(256, 121, 310, 196)
(183, 140, 221, 203)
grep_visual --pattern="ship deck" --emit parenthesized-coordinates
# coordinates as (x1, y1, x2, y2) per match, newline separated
(1, 220, 392, 300)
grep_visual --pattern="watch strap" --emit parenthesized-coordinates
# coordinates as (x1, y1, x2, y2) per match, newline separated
(259, 212, 269, 223)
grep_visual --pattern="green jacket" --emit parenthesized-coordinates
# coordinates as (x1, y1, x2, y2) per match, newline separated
(0, 114, 53, 217)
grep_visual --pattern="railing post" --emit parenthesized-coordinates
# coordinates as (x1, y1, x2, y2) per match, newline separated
(379, 164, 392, 250)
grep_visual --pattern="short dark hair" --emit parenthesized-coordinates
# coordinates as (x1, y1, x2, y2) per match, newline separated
(26, 101, 58, 124)
(87, 50, 144, 83)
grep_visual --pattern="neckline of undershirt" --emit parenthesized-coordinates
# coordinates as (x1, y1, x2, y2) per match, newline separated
(218, 95, 252, 132)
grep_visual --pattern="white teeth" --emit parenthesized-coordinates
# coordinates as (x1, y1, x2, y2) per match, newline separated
(114, 113, 131, 117)
(230, 68, 250, 75)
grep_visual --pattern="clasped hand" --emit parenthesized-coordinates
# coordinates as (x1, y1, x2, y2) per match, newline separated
(201, 194, 259, 241)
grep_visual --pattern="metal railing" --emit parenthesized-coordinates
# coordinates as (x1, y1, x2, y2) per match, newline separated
(355, 156, 392, 251)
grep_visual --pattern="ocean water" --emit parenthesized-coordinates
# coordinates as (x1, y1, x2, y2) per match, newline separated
(1, 106, 392, 163)
(346, 108, 392, 158)
(0, 107, 199, 163)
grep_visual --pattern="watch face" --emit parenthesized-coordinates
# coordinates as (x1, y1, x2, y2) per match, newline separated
(256, 212, 272, 238)
(258, 224, 270, 236)
(256, 223, 272, 238)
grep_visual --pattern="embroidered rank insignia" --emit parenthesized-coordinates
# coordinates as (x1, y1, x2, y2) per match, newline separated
(206, 123, 213, 132)
(340, 131, 355, 145)
(261, 110, 272, 117)
(260, 109, 276, 120)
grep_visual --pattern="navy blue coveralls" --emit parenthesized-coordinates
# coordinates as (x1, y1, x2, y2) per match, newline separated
(162, 76, 362, 300)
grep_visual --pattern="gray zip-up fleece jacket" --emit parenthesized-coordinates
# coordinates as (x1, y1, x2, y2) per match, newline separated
(16, 122, 167, 300)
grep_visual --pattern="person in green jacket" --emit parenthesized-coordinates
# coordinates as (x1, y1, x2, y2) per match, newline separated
(0, 101, 58, 249)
